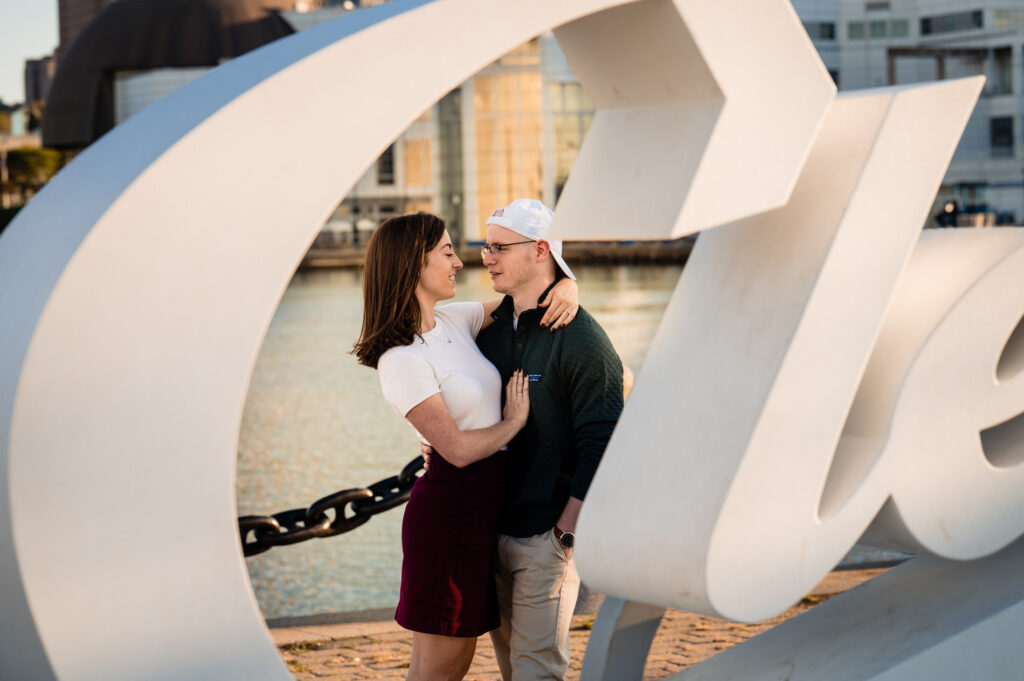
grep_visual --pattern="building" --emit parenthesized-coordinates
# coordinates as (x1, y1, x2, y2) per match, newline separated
(24, 56, 57, 105)
(44, 0, 301, 149)
(57, 0, 112, 64)
(41, 0, 1024, 235)
(793, 0, 841, 84)
(835, 1, 1024, 225)
(311, 0, 1024, 241)
(289, 7, 597, 243)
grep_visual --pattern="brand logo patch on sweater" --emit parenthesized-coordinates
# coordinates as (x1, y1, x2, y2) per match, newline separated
(528, 374, 542, 382)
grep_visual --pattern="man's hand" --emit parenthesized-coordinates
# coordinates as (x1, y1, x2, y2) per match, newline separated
(420, 442, 433, 471)
(555, 497, 583, 558)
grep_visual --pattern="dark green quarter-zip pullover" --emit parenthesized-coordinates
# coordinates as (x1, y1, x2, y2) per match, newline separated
(476, 286, 624, 537)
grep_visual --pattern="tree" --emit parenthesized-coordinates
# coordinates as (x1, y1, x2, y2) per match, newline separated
(5, 147, 64, 195)
(2, 147, 66, 209)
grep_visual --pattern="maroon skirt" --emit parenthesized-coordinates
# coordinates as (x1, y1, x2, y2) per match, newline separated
(395, 450, 506, 637)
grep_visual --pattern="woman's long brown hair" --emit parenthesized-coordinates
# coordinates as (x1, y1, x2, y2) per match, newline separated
(353, 212, 447, 368)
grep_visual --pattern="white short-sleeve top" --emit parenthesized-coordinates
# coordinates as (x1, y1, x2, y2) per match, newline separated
(377, 302, 503, 444)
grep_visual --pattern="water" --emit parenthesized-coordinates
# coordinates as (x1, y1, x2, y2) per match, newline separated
(237, 264, 683, 619)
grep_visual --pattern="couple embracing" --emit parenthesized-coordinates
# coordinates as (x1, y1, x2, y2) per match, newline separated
(354, 199, 624, 681)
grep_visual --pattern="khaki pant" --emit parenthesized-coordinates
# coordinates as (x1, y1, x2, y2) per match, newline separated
(490, 530, 581, 681)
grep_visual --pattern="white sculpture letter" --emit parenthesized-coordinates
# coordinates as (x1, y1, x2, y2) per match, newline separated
(573, 77, 1007, 622)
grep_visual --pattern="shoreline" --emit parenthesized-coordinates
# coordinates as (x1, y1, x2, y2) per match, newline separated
(300, 240, 695, 269)
(273, 567, 888, 680)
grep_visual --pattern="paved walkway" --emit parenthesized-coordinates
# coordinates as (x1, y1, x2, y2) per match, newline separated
(271, 568, 885, 680)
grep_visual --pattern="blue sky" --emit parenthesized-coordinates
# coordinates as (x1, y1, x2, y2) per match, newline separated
(0, 1, 59, 104)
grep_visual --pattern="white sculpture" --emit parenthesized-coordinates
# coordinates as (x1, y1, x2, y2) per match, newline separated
(572, 76, 1022, 621)
(552, 0, 833, 239)
(0, 1, 1019, 680)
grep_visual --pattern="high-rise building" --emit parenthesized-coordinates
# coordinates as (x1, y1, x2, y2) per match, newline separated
(23, 56, 57, 105)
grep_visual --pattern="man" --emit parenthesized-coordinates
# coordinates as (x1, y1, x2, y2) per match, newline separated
(477, 198, 624, 681)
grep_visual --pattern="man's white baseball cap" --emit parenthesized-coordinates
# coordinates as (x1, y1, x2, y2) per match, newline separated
(485, 198, 576, 281)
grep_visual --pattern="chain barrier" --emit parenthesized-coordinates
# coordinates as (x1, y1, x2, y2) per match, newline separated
(238, 456, 424, 557)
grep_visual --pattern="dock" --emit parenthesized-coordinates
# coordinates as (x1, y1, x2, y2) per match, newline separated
(300, 239, 695, 269)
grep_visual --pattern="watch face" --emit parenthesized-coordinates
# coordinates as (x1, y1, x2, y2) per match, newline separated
(559, 532, 575, 548)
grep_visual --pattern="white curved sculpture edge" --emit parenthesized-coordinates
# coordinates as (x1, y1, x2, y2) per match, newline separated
(678, 537, 1024, 681)
(551, 0, 834, 240)
(1, 2, 629, 679)
(0, 1, 833, 679)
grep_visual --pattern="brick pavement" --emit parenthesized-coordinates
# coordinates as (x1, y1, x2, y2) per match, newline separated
(275, 568, 885, 681)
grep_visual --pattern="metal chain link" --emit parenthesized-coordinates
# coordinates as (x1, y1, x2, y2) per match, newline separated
(238, 456, 424, 557)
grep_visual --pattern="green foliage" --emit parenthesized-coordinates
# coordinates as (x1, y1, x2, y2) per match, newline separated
(6, 147, 64, 192)
(282, 641, 323, 653)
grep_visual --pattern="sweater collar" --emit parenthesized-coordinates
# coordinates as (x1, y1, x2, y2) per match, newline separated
(490, 280, 559, 327)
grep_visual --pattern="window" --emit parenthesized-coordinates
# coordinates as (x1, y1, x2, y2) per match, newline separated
(848, 21, 865, 39)
(921, 9, 984, 36)
(865, 1, 890, 11)
(994, 9, 1011, 29)
(990, 117, 1013, 156)
(890, 19, 909, 37)
(803, 21, 836, 41)
(870, 20, 887, 38)
(403, 139, 432, 186)
(994, 47, 1013, 95)
(377, 144, 395, 185)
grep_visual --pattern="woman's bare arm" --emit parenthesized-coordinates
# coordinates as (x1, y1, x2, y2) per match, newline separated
(477, 278, 580, 332)
(405, 371, 530, 468)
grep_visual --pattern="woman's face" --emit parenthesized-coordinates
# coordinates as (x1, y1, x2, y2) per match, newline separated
(416, 230, 463, 303)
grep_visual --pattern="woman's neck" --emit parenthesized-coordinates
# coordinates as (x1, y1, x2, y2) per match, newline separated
(417, 293, 437, 333)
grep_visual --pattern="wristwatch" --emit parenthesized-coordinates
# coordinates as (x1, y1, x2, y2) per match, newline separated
(555, 526, 575, 549)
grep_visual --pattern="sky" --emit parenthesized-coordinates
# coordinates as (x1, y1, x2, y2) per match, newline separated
(0, 1, 59, 105)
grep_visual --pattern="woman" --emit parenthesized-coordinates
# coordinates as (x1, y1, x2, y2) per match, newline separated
(353, 213, 578, 681)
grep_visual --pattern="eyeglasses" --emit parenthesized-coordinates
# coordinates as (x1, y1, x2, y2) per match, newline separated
(480, 240, 534, 258)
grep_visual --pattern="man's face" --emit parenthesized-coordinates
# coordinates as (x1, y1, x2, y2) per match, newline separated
(483, 224, 537, 296)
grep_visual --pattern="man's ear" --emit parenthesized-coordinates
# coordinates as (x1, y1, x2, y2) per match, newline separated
(535, 240, 552, 261)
